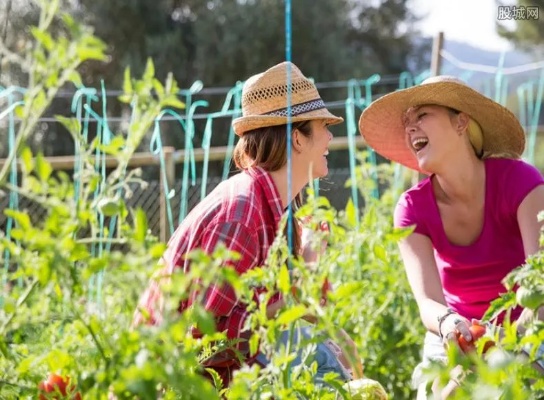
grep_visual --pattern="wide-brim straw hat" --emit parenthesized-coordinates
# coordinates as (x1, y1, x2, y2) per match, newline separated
(358, 75, 526, 172)
(232, 62, 343, 136)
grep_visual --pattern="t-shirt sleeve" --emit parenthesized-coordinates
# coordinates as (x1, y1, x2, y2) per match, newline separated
(504, 159, 544, 214)
(394, 191, 429, 237)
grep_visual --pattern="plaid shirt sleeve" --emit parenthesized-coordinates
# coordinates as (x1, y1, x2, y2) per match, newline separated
(199, 221, 260, 343)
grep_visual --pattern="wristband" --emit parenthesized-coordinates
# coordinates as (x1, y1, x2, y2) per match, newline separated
(437, 307, 456, 339)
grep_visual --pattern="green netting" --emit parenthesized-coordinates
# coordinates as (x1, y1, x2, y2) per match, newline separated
(1, 61, 543, 301)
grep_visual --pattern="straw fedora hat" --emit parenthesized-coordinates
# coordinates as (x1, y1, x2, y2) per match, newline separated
(232, 62, 343, 136)
(358, 75, 526, 172)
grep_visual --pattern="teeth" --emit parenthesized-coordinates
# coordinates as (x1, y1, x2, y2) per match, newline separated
(324, 151, 329, 156)
(412, 137, 428, 150)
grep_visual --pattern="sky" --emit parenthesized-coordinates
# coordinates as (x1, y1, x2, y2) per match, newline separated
(413, 0, 517, 52)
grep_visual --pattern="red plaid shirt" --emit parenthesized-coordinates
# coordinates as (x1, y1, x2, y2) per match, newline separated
(134, 167, 284, 363)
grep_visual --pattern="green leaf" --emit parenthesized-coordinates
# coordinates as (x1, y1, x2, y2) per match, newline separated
(162, 96, 186, 110)
(249, 333, 260, 358)
(276, 305, 307, 325)
(31, 89, 47, 113)
(45, 71, 59, 88)
(46, 348, 72, 371)
(333, 282, 367, 299)
(204, 368, 224, 392)
(3, 298, 16, 314)
(35, 152, 53, 182)
(345, 198, 357, 228)
(76, 46, 108, 62)
(68, 70, 83, 87)
(194, 306, 216, 336)
(97, 135, 125, 155)
(278, 264, 290, 295)
(4, 210, 31, 230)
(134, 208, 148, 243)
(20, 146, 34, 173)
(14, 103, 25, 119)
(149, 243, 167, 258)
(143, 58, 155, 82)
(55, 116, 82, 139)
(152, 78, 165, 98)
(123, 67, 133, 95)
(373, 244, 387, 262)
(385, 226, 414, 242)
(8, 228, 25, 241)
(30, 27, 54, 51)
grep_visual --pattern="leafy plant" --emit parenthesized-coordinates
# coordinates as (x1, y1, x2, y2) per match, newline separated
(1, 2, 424, 400)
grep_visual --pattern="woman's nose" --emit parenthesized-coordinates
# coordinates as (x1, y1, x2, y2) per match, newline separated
(405, 123, 416, 135)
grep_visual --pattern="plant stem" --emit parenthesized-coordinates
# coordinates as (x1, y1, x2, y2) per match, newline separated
(0, 279, 39, 334)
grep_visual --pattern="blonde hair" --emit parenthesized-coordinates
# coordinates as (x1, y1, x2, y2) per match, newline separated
(467, 117, 520, 160)
(467, 118, 483, 157)
(455, 110, 519, 160)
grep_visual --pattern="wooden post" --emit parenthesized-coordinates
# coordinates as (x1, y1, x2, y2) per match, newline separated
(430, 31, 444, 77)
(160, 146, 175, 243)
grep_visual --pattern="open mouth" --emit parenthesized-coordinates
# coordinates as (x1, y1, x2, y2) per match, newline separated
(323, 150, 329, 157)
(411, 137, 429, 153)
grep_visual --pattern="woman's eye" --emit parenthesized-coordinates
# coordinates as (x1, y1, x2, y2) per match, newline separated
(417, 112, 427, 120)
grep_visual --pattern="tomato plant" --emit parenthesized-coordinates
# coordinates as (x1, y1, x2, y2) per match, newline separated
(38, 374, 81, 400)
(516, 286, 544, 310)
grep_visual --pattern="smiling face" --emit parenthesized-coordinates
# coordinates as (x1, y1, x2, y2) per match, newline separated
(402, 105, 464, 173)
(295, 119, 333, 179)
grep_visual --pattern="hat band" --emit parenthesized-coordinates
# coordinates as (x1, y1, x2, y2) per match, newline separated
(262, 98, 326, 117)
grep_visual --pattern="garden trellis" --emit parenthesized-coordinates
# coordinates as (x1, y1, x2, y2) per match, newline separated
(1, 49, 544, 306)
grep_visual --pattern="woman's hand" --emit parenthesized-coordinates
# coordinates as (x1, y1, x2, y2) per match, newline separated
(441, 314, 473, 348)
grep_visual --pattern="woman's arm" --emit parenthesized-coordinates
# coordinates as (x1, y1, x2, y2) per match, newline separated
(517, 185, 544, 257)
(398, 233, 471, 340)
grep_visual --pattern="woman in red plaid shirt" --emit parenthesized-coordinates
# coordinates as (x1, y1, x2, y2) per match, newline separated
(133, 62, 362, 387)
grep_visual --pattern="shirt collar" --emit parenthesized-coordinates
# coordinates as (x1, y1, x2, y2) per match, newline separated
(245, 166, 284, 226)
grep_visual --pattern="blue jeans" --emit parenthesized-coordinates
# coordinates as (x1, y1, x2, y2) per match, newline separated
(255, 326, 352, 383)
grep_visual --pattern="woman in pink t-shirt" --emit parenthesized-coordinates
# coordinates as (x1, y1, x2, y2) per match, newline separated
(358, 75, 544, 398)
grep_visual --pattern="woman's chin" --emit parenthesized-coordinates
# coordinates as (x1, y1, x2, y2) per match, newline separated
(417, 157, 436, 174)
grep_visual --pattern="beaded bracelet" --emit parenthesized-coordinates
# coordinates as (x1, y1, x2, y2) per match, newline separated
(437, 307, 456, 339)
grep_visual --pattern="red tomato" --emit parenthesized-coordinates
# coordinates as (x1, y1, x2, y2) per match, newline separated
(457, 322, 495, 354)
(38, 373, 82, 400)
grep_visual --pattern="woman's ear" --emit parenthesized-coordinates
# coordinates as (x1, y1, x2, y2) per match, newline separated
(292, 129, 304, 154)
(456, 112, 470, 134)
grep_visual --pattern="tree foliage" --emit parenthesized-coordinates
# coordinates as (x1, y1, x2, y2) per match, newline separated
(2, 0, 425, 89)
(496, 0, 544, 55)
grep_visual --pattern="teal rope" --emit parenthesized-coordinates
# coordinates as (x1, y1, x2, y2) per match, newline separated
(2, 91, 24, 286)
(284, 0, 294, 390)
(199, 103, 243, 200)
(363, 75, 381, 199)
(519, 70, 544, 164)
(70, 88, 98, 208)
(344, 97, 360, 228)
(179, 101, 207, 223)
(221, 85, 243, 181)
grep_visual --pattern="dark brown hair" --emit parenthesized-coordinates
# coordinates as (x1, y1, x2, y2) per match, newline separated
(232, 120, 313, 256)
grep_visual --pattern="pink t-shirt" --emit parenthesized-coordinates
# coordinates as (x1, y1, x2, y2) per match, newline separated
(394, 158, 544, 321)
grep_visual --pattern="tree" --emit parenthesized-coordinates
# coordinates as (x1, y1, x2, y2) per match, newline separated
(0, 0, 428, 158)
(496, 0, 544, 56)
